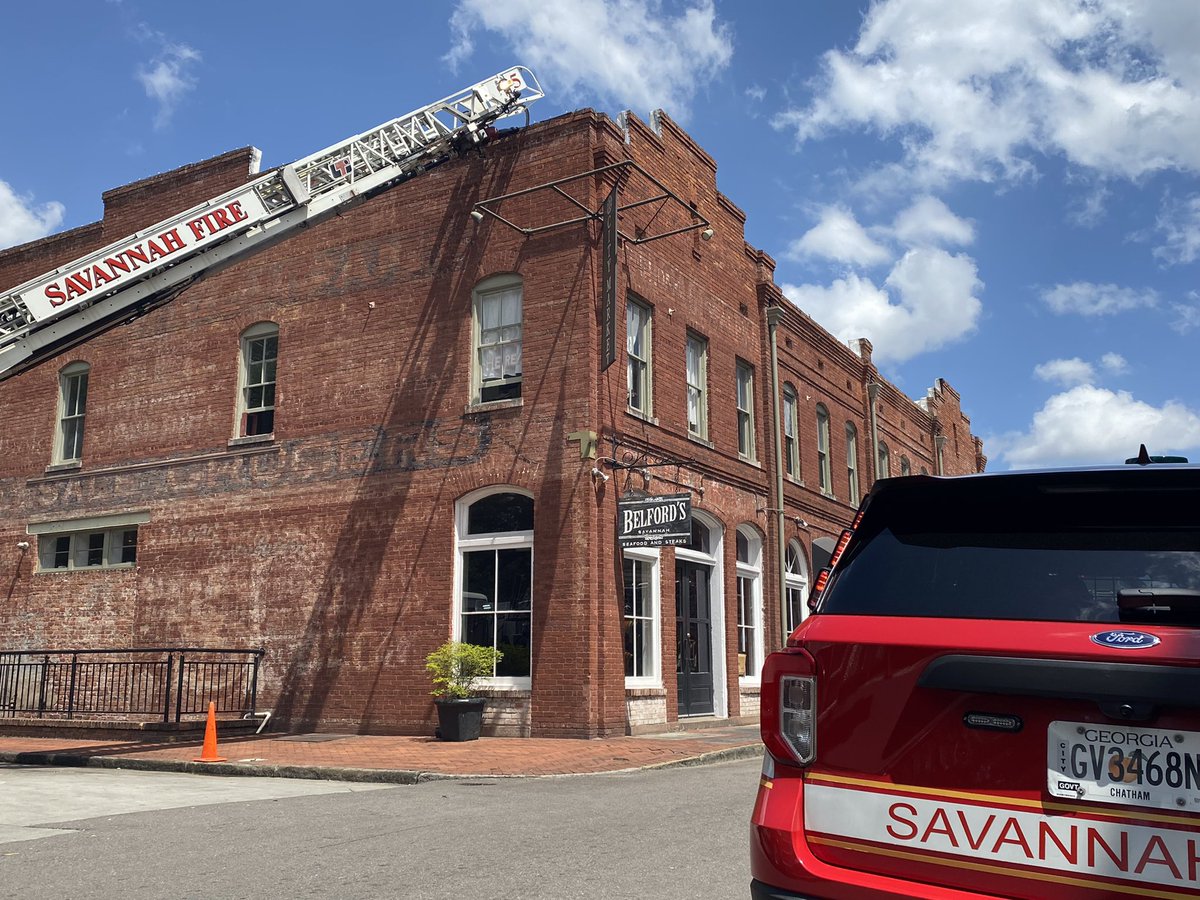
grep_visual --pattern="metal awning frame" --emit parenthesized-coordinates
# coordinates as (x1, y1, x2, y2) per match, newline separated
(470, 160, 710, 244)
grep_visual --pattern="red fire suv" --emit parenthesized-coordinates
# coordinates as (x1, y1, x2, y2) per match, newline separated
(752, 461, 1200, 899)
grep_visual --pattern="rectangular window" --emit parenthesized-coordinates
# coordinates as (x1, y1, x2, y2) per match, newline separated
(846, 424, 860, 505)
(783, 389, 799, 479)
(57, 365, 89, 463)
(623, 557, 656, 678)
(626, 297, 652, 415)
(240, 325, 278, 437)
(38, 526, 139, 572)
(477, 281, 523, 403)
(686, 333, 708, 439)
(736, 360, 755, 460)
(737, 575, 758, 676)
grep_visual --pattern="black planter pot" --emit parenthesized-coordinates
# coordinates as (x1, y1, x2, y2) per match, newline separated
(434, 697, 486, 742)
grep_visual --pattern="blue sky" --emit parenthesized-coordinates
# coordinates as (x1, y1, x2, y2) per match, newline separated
(3, 0, 1200, 469)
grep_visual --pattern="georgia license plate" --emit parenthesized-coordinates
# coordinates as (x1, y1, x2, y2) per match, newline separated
(1047, 720, 1200, 811)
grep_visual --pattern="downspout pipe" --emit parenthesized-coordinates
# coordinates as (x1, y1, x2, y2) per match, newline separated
(867, 382, 882, 481)
(766, 307, 787, 644)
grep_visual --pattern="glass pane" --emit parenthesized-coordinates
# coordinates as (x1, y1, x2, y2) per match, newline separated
(688, 520, 709, 553)
(622, 558, 636, 617)
(263, 384, 275, 407)
(496, 549, 531, 610)
(463, 551, 495, 611)
(623, 617, 635, 677)
(120, 530, 137, 564)
(250, 339, 264, 364)
(54, 535, 71, 568)
(264, 336, 278, 358)
(496, 614, 531, 677)
(248, 386, 264, 409)
(86, 532, 104, 566)
(462, 613, 494, 652)
(468, 493, 533, 534)
(737, 531, 749, 563)
(501, 290, 522, 326)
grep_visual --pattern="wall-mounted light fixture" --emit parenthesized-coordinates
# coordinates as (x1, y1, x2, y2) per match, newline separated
(700, 227, 714, 241)
(469, 209, 485, 223)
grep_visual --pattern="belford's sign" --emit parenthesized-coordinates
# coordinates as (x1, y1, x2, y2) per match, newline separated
(617, 492, 692, 547)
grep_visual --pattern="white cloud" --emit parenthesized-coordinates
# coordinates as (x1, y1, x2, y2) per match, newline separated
(890, 195, 974, 247)
(782, 247, 981, 365)
(0, 180, 65, 251)
(787, 206, 890, 266)
(1100, 352, 1128, 374)
(1034, 357, 1094, 387)
(445, 0, 733, 122)
(1171, 290, 1200, 334)
(774, 0, 1200, 188)
(136, 39, 201, 130)
(995, 385, 1200, 469)
(1042, 282, 1158, 316)
(1153, 193, 1200, 265)
(1034, 352, 1128, 387)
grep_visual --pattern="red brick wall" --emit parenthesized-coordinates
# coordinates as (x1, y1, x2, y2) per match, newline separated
(0, 109, 983, 736)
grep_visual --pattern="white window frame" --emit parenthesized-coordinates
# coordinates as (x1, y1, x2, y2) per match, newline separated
(453, 486, 534, 689)
(236, 322, 279, 438)
(878, 441, 891, 479)
(626, 296, 653, 417)
(816, 404, 832, 495)
(686, 332, 708, 440)
(782, 385, 799, 479)
(846, 422, 860, 505)
(54, 361, 90, 464)
(622, 547, 661, 688)
(735, 526, 764, 683)
(472, 274, 524, 405)
(29, 512, 149, 573)
(784, 540, 810, 634)
(736, 360, 756, 461)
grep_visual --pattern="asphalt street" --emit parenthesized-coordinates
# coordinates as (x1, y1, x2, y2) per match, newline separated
(0, 756, 760, 899)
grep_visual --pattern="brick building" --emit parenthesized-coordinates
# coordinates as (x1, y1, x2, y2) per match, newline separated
(0, 107, 984, 737)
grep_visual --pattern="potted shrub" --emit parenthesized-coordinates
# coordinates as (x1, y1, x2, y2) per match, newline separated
(425, 640, 503, 742)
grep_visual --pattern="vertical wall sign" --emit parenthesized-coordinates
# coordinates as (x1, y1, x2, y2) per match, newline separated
(601, 184, 619, 371)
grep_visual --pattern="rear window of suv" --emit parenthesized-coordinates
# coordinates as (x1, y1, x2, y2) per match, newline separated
(820, 468, 1200, 624)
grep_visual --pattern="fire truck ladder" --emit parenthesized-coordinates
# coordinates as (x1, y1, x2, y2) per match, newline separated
(0, 66, 543, 380)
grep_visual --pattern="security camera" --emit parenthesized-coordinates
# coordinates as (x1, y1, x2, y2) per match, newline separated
(16, 541, 30, 550)
(700, 227, 714, 241)
(591, 467, 609, 483)
(469, 209, 485, 222)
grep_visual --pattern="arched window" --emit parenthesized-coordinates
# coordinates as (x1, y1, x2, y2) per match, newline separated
(473, 274, 523, 403)
(784, 541, 810, 634)
(878, 441, 890, 479)
(900, 456, 912, 477)
(815, 404, 832, 494)
(237, 322, 278, 437)
(845, 422, 859, 505)
(782, 385, 799, 479)
(55, 361, 90, 463)
(736, 527, 764, 680)
(456, 488, 534, 682)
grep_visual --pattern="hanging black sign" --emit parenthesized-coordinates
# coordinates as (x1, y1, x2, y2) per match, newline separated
(617, 492, 692, 547)
(601, 183, 618, 371)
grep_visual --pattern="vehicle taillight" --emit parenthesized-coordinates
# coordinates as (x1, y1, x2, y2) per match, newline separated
(779, 676, 816, 765)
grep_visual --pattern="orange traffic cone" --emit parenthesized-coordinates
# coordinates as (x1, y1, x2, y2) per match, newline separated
(194, 701, 227, 762)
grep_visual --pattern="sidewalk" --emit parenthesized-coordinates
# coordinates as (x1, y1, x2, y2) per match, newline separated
(0, 724, 763, 784)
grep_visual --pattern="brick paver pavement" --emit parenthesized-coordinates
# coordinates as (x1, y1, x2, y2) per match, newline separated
(0, 725, 763, 782)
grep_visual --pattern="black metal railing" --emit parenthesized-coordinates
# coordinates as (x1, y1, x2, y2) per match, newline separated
(0, 647, 264, 723)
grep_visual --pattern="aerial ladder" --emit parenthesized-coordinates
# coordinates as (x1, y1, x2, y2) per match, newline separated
(0, 67, 543, 380)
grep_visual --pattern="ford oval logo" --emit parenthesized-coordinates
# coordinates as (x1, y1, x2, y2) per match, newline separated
(1090, 630, 1160, 649)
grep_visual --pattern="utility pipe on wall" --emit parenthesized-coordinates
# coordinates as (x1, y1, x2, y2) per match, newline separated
(766, 307, 788, 644)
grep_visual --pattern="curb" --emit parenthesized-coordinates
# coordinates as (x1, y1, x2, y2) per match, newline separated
(0, 742, 763, 783)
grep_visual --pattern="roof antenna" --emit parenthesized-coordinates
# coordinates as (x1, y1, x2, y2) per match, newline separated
(1136, 444, 1151, 466)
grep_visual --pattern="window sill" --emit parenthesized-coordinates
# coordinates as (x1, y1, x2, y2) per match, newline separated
(739, 454, 761, 468)
(686, 433, 714, 449)
(228, 433, 275, 449)
(625, 408, 658, 426)
(738, 680, 762, 693)
(624, 684, 666, 696)
(35, 563, 136, 575)
(464, 397, 524, 415)
(45, 460, 82, 475)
